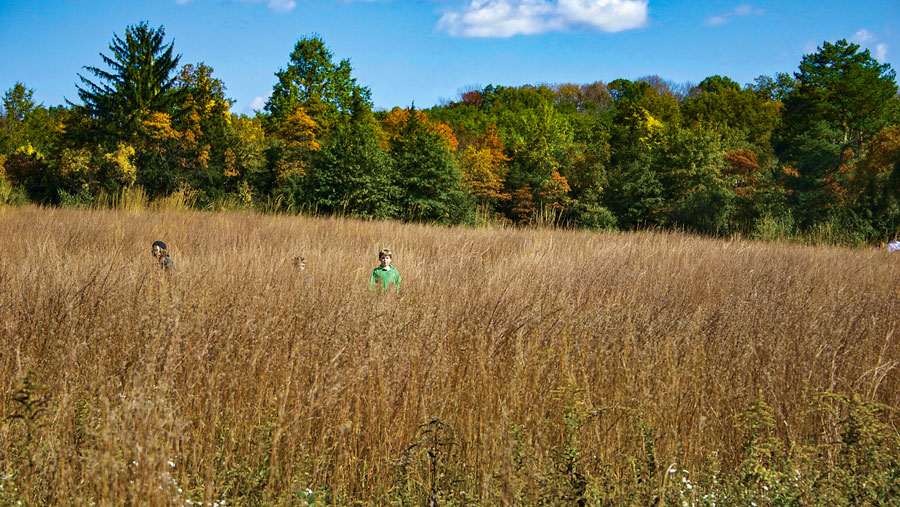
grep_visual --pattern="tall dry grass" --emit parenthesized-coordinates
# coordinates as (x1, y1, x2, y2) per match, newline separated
(0, 205, 898, 505)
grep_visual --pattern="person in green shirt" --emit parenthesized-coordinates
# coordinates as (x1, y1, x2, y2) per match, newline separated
(370, 248, 401, 291)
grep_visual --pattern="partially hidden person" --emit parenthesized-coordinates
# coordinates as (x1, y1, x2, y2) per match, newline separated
(151, 240, 175, 273)
(888, 235, 900, 252)
(369, 248, 401, 292)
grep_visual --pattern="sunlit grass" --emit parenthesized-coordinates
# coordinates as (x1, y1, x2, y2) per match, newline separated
(1, 205, 898, 505)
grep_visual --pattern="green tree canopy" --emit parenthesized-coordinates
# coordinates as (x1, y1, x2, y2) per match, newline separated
(298, 116, 398, 219)
(749, 73, 796, 102)
(389, 107, 471, 223)
(776, 39, 898, 224)
(1, 83, 37, 152)
(1, 84, 62, 180)
(780, 39, 897, 156)
(74, 22, 184, 143)
(681, 75, 781, 159)
(264, 35, 372, 130)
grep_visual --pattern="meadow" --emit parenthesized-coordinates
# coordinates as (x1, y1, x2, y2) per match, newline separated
(1, 205, 899, 505)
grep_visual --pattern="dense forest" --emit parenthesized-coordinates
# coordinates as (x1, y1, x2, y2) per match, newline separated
(2, 22, 899, 243)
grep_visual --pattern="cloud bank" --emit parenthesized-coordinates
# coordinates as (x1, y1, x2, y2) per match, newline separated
(437, 0, 649, 38)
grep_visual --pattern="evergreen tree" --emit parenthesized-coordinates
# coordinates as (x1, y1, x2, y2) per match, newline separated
(74, 22, 184, 144)
(776, 39, 897, 225)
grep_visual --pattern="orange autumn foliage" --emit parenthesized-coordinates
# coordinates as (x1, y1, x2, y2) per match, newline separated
(859, 126, 900, 179)
(460, 126, 510, 203)
(537, 170, 571, 209)
(724, 149, 763, 198)
(277, 108, 321, 152)
(382, 107, 458, 151)
(141, 111, 178, 144)
(511, 185, 535, 225)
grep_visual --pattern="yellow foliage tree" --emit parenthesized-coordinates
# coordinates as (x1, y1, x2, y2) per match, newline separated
(57, 148, 97, 183)
(224, 115, 266, 179)
(141, 109, 211, 174)
(459, 126, 510, 204)
(279, 108, 320, 152)
(633, 107, 664, 149)
(273, 107, 321, 179)
(141, 111, 178, 145)
(103, 143, 137, 187)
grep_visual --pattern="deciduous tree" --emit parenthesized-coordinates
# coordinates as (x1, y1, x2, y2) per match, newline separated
(297, 116, 397, 218)
(388, 107, 471, 223)
(264, 35, 371, 131)
(458, 125, 509, 206)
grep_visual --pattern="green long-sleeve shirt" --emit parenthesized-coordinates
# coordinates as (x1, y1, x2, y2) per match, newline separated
(370, 266, 401, 291)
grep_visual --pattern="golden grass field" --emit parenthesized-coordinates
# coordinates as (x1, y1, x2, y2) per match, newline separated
(1, 205, 899, 505)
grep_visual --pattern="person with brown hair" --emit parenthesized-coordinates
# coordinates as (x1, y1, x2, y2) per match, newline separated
(151, 241, 175, 273)
(369, 248, 401, 291)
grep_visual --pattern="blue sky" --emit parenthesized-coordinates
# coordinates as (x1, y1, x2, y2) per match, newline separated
(1, 0, 898, 115)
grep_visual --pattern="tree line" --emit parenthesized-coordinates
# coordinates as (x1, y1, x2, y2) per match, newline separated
(2, 22, 899, 243)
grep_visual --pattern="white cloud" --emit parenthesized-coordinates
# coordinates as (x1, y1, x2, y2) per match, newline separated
(557, 0, 648, 32)
(851, 29, 874, 44)
(703, 4, 763, 26)
(850, 29, 890, 62)
(437, 0, 648, 38)
(438, 0, 557, 38)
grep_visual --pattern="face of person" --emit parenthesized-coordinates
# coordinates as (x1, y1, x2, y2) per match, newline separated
(152, 245, 161, 257)
(380, 255, 392, 268)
